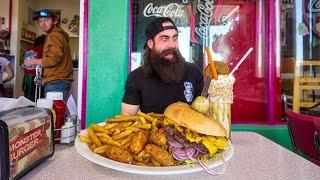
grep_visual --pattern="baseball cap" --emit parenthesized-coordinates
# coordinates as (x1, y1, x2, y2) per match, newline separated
(33, 9, 56, 20)
(144, 17, 178, 49)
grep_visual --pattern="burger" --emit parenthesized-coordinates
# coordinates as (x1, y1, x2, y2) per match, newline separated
(162, 102, 229, 174)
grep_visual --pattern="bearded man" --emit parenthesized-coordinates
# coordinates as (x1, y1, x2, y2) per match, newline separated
(122, 17, 203, 115)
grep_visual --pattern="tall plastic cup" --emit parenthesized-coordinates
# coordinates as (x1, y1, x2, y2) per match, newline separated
(46, 92, 67, 144)
(207, 74, 235, 138)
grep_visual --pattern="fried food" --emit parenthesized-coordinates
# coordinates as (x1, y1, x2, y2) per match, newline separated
(150, 157, 161, 167)
(87, 127, 102, 147)
(134, 123, 152, 130)
(137, 112, 157, 124)
(99, 137, 121, 147)
(117, 134, 133, 146)
(149, 130, 167, 147)
(107, 116, 140, 122)
(93, 145, 107, 154)
(144, 144, 174, 166)
(91, 124, 110, 134)
(80, 113, 176, 166)
(78, 135, 92, 144)
(112, 129, 133, 140)
(105, 145, 133, 164)
(204, 61, 230, 78)
(133, 150, 150, 164)
(130, 131, 148, 154)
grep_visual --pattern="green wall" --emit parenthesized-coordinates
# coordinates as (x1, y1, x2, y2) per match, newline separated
(87, 0, 129, 126)
(232, 124, 293, 151)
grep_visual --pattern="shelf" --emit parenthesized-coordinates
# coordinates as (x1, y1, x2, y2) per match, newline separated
(20, 38, 34, 44)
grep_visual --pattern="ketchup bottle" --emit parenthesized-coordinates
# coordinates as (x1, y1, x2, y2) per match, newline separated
(46, 92, 67, 144)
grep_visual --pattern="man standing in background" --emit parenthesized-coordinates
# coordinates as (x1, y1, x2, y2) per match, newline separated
(24, 9, 73, 101)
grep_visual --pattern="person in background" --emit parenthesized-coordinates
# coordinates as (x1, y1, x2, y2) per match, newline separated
(22, 35, 46, 101)
(0, 56, 14, 96)
(122, 17, 204, 115)
(24, 9, 73, 101)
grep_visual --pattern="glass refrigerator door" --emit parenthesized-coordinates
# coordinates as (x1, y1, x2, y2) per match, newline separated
(130, 0, 272, 123)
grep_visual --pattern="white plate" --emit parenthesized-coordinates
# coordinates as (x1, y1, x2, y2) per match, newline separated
(75, 129, 234, 175)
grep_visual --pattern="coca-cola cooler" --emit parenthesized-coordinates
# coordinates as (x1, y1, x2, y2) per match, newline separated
(0, 107, 54, 180)
(130, 0, 279, 123)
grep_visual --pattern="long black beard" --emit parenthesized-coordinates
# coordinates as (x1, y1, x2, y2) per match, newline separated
(142, 48, 186, 84)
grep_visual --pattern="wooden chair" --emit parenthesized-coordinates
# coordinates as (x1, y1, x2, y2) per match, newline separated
(292, 60, 320, 115)
(285, 109, 320, 165)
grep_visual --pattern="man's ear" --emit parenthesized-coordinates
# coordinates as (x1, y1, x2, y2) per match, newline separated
(53, 19, 58, 26)
(147, 39, 154, 49)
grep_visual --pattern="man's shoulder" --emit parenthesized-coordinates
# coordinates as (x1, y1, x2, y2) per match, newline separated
(127, 67, 144, 79)
(48, 27, 69, 39)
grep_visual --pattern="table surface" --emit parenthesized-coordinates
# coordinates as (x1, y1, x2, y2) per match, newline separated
(22, 132, 320, 180)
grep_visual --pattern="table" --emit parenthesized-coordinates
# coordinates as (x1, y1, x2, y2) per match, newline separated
(22, 132, 320, 180)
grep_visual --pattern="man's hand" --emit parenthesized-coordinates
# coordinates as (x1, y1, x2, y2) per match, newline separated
(24, 58, 42, 67)
(121, 103, 140, 116)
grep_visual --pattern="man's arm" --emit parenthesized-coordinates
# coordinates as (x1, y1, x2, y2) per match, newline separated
(3, 64, 14, 82)
(121, 102, 140, 116)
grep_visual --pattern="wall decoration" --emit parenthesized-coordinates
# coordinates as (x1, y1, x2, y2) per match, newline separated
(21, 27, 36, 41)
(68, 15, 79, 35)
(62, 18, 69, 24)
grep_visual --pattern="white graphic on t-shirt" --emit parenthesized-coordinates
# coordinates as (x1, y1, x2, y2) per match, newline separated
(184, 81, 193, 102)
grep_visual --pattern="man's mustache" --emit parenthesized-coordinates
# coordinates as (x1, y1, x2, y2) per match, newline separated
(160, 48, 177, 58)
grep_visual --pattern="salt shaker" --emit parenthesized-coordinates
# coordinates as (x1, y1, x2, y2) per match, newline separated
(60, 116, 75, 145)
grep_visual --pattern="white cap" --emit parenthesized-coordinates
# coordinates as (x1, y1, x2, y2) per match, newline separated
(37, 98, 53, 109)
(46, 92, 63, 100)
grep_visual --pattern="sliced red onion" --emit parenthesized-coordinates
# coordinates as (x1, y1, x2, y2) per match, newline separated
(195, 146, 206, 153)
(167, 139, 183, 148)
(185, 148, 197, 162)
(197, 158, 218, 175)
(196, 155, 226, 176)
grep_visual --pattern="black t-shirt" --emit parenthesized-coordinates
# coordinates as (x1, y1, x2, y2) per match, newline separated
(122, 63, 204, 113)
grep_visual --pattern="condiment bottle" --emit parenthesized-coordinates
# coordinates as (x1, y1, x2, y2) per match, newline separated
(60, 116, 75, 145)
(46, 92, 67, 144)
(36, 98, 56, 126)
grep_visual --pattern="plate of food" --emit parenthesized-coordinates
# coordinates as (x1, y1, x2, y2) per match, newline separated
(75, 102, 234, 175)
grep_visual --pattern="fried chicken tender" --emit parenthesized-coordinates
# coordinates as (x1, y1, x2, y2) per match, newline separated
(105, 145, 133, 164)
(144, 144, 174, 166)
(149, 130, 167, 147)
(130, 131, 148, 154)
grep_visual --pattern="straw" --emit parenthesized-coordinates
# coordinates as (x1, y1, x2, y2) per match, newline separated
(230, 47, 254, 75)
(205, 47, 218, 80)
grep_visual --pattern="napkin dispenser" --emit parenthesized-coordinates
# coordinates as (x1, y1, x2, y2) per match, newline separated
(0, 107, 54, 180)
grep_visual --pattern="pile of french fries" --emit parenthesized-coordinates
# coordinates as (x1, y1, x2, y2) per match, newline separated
(78, 111, 164, 161)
